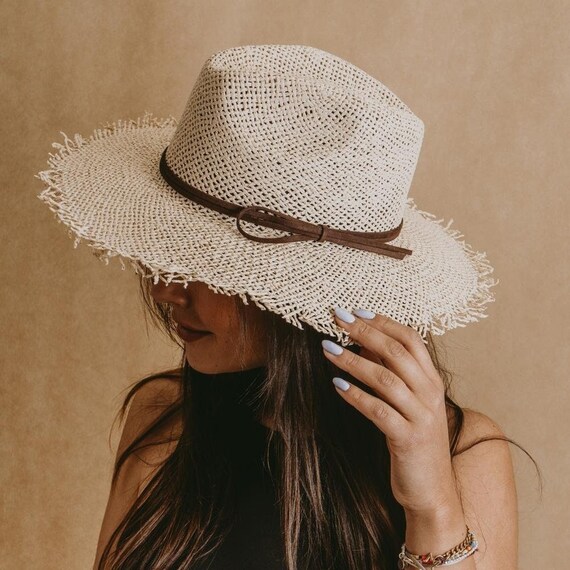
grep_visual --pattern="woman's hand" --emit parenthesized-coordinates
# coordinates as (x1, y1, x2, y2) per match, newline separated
(322, 307, 459, 516)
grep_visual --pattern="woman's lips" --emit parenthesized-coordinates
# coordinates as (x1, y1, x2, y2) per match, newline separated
(176, 323, 211, 342)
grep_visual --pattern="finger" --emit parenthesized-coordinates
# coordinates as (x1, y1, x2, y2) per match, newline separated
(331, 376, 409, 438)
(352, 309, 441, 383)
(358, 345, 387, 368)
(333, 308, 434, 397)
(322, 339, 421, 421)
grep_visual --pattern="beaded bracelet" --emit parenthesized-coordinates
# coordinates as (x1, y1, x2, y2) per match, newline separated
(397, 525, 478, 568)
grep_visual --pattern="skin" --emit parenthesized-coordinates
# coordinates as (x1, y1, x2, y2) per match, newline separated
(150, 280, 269, 372)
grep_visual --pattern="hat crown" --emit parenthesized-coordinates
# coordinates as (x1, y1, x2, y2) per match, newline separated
(166, 44, 425, 233)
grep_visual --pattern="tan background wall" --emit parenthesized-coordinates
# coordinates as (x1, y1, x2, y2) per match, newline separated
(2, 1, 568, 568)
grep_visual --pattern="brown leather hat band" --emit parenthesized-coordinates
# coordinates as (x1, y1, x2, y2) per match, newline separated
(159, 147, 412, 260)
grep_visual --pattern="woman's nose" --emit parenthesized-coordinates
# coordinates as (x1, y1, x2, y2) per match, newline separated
(150, 280, 191, 307)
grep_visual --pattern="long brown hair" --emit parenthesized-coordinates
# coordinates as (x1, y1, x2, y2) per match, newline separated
(98, 275, 541, 569)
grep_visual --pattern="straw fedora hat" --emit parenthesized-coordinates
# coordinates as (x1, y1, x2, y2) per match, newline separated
(36, 43, 498, 346)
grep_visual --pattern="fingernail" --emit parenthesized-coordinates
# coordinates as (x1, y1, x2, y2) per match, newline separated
(353, 308, 376, 319)
(332, 377, 350, 391)
(334, 307, 355, 323)
(322, 339, 344, 355)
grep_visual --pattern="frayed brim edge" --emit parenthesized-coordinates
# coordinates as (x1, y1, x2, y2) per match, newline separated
(35, 111, 499, 347)
(405, 197, 499, 339)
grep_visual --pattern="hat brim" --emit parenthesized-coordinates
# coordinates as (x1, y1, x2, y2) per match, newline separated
(36, 112, 498, 346)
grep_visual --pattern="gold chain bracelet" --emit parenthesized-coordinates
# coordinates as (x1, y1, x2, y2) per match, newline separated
(398, 525, 479, 568)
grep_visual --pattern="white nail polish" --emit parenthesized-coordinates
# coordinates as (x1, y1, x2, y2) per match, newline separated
(322, 339, 344, 355)
(332, 377, 350, 391)
(334, 306, 355, 323)
(353, 308, 375, 319)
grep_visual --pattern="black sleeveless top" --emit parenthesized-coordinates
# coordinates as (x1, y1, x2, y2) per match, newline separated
(190, 366, 286, 570)
(197, 424, 285, 569)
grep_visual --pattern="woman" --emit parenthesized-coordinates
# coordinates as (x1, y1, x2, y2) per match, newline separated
(37, 44, 527, 569)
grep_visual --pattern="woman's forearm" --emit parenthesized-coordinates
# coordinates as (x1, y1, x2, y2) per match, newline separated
(403, 493, 477, 569)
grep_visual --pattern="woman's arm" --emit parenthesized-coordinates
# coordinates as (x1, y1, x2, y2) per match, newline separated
(403, 409, 518, 569)
(323, 311, 518, 569)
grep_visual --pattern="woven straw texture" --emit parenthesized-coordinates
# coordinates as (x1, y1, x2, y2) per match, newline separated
(36, 44, 498, 347)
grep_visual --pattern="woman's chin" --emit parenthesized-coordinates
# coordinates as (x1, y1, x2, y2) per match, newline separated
(184, 352, 229, 375)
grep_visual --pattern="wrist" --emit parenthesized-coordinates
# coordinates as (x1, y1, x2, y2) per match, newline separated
(404, 494, 468, 555)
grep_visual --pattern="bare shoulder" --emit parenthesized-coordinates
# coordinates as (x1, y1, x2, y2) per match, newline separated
(450, 408, 519, 569)
(452, 408, 508, 450)
(93, 373, 183, 569)
(451, 407, 515, 494)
